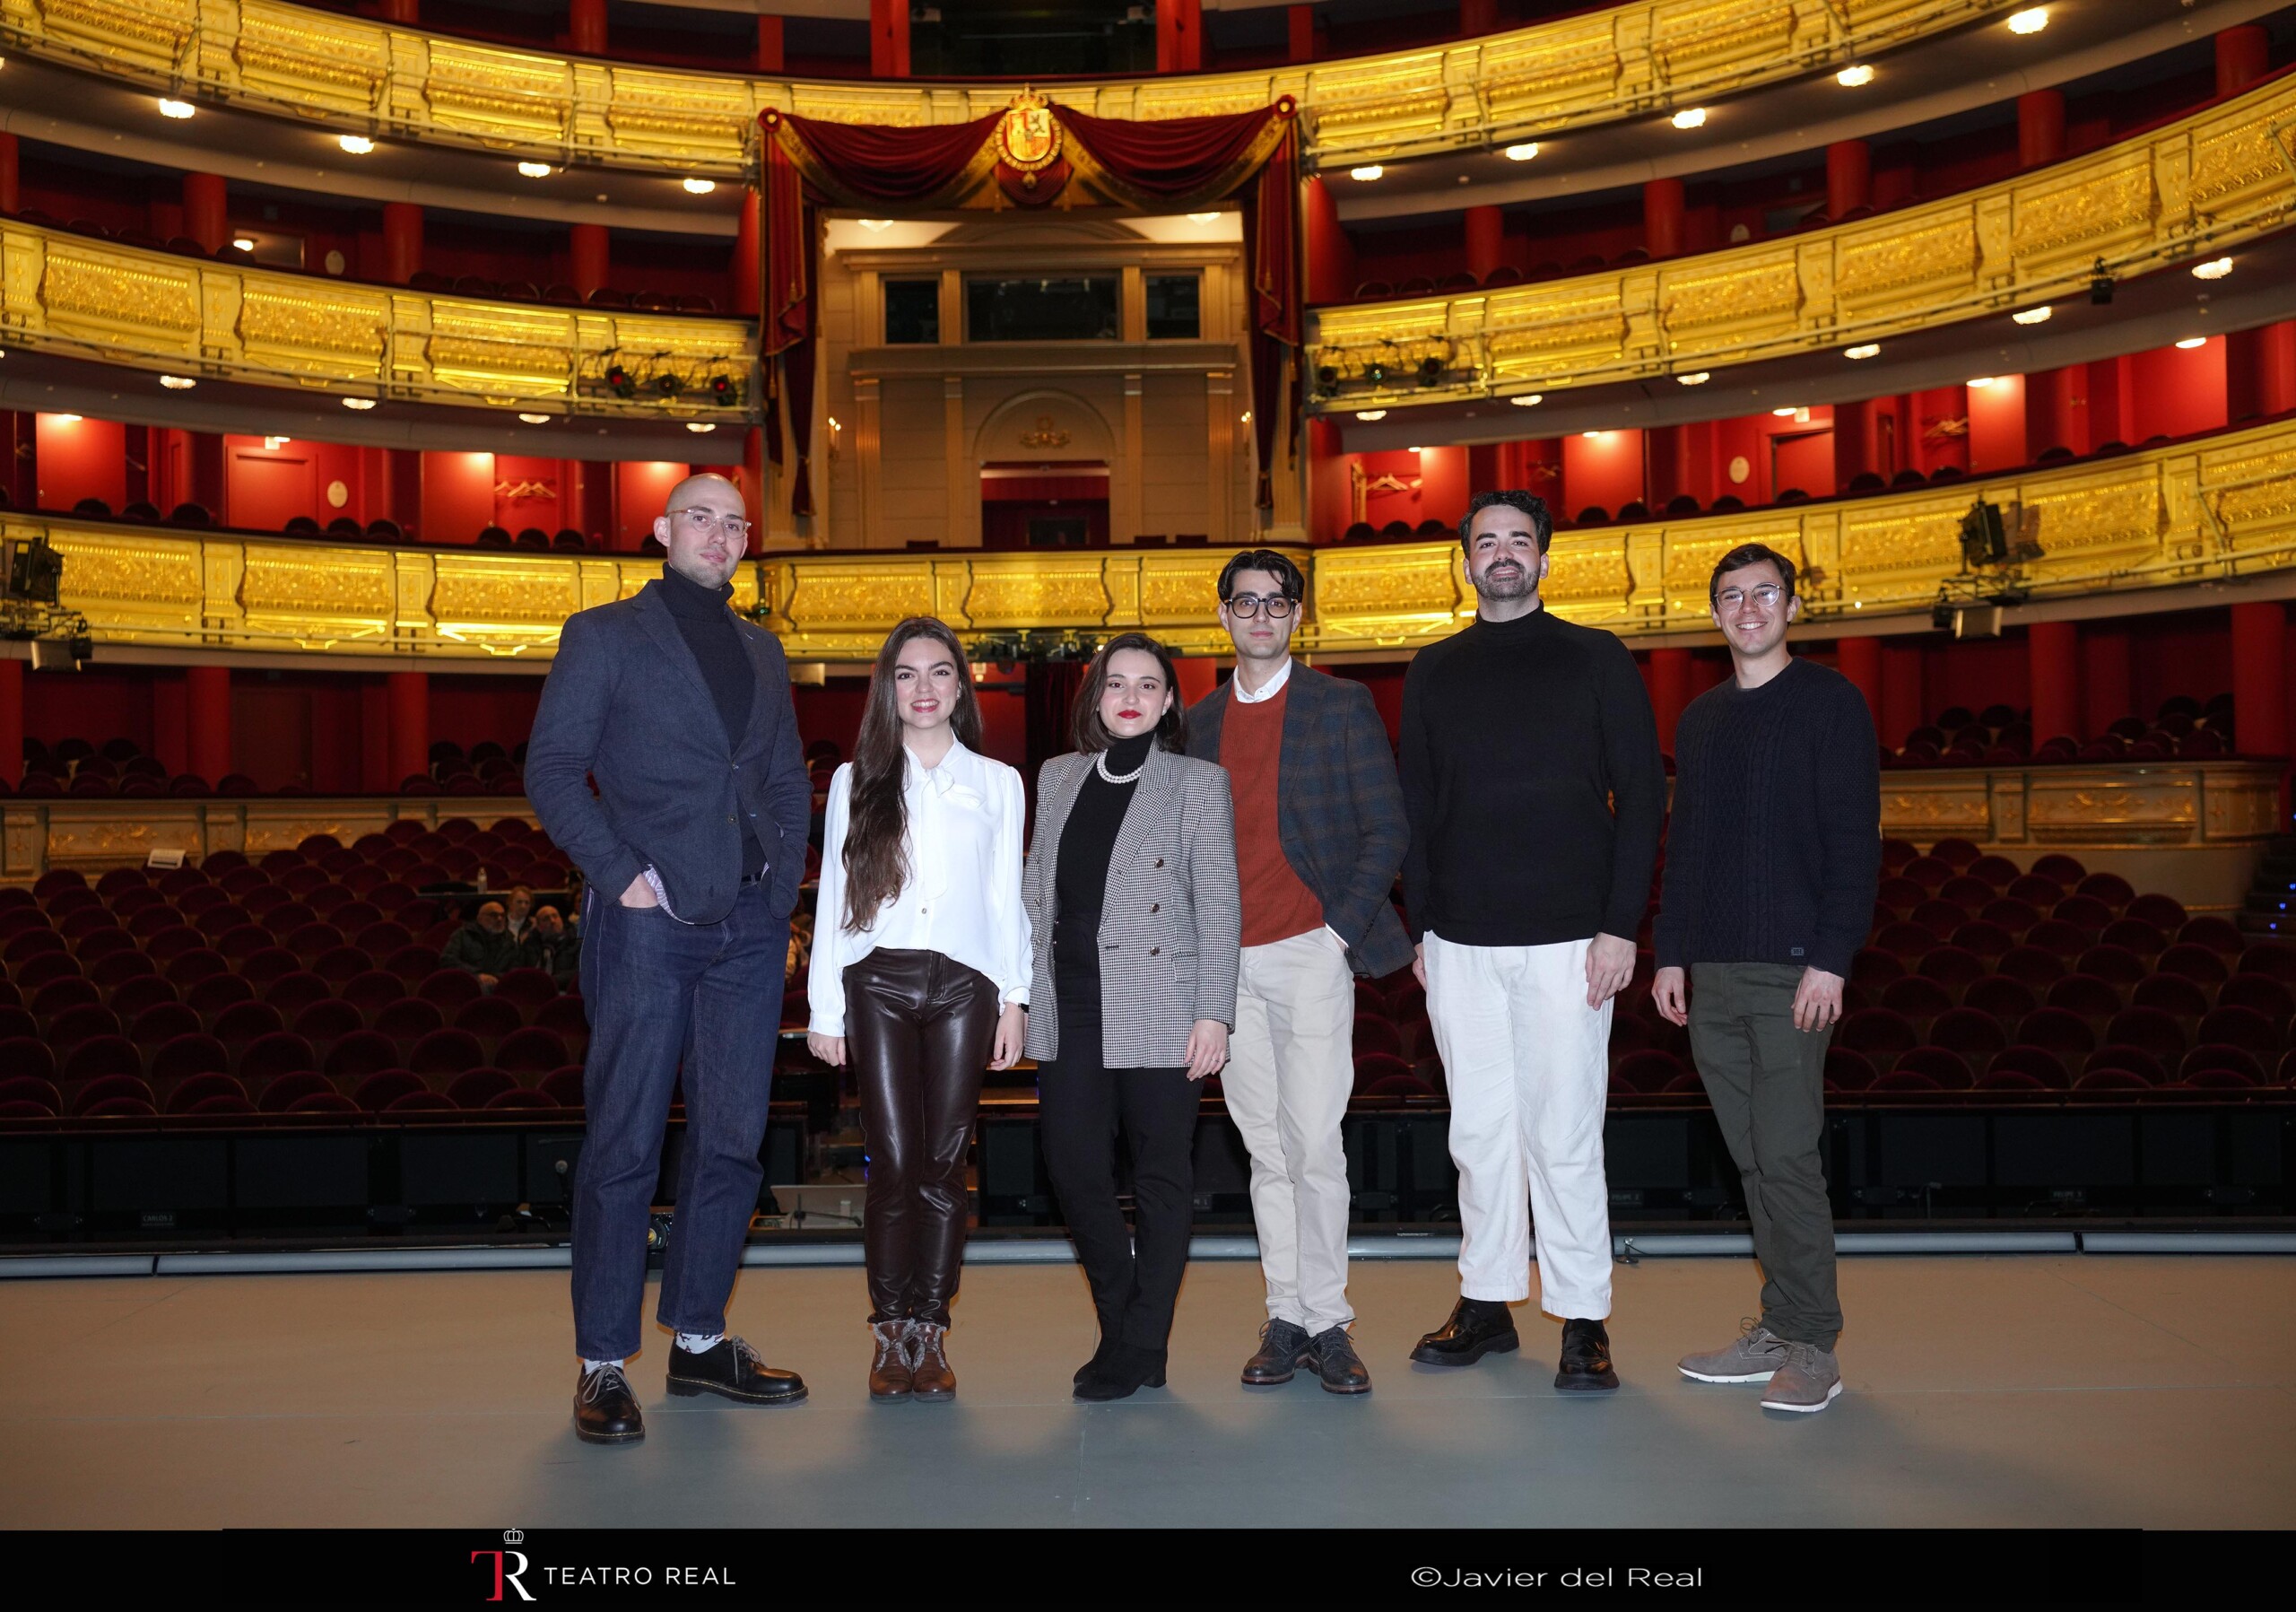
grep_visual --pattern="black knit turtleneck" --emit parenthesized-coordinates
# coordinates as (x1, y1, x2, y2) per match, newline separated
(656, 563, 765, 879)
(1056, 730, 1155, 928)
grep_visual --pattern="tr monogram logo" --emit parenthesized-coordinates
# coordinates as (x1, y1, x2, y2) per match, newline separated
(473, 1531, 537, 1602)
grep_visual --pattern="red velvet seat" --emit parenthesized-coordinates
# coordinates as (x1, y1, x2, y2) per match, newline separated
(239, 1031, 318, 1081)
(2104, 1006, 2187, 1063)
(70, 1073, 154, 1115)
(2196, 1004, 2277, 1054)
(287, 1090, 361, 1115)
(412, 1028, 485, 1077)
(165, 1072, 248, 1114)
(539, 1067, 586, 1106)
(257, 1070, 335, 1112)
(384, 1089, 458, 1113)
(354, 1069, 426, 1111)
(2131, 972, 2211, 1020)
(447, 1067, 516, 1108)
(496, 1026, 570, 1074)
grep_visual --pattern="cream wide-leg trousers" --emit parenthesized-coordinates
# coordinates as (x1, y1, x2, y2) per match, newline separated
(1223, 926, 1358, 1336)
(1422, 932, 1614, 1320)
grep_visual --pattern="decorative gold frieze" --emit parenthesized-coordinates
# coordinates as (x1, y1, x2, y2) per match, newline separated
(962, 562, 1111, 630)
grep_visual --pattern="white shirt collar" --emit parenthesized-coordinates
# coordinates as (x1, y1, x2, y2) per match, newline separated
(905, 736, 973, 795)
(1230, 656, 1294, 704)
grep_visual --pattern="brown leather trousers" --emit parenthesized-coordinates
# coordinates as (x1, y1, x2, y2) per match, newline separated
(843, 947, 998, 1326)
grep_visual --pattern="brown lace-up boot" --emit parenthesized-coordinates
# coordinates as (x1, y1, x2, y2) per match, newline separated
(868, 1320, 914, 1402)
(909, 1320, 956, 1401)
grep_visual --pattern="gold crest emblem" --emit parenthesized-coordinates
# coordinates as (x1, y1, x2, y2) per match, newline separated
(997, 91, 1062, 172)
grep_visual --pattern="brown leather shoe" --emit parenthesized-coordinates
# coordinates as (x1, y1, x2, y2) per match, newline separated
(867, 1320, 914, 1402)
(909, 1321, 956, 1401)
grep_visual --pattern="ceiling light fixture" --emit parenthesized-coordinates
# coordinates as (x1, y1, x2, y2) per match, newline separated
(681, 178, 716, 196)
(1772, 406, 1799, 417)
(517, 161, 552, 179)
(1510, 393, 1543, 407)
(1582, 430, 1605, 439)
(2007, 6, 2048, 35)
(1676, 371, 1711, 386)
(1503, 143, 1539, 161)
(2011, 306, 2052, 326)
(160, 375, 196, 390)
(1836, 65, 1875, 88)
(1671, 108, 1708, 130)
(52, 414, 81, 424)
(1968, 376, 1997, 388)
(2192, 256, 2233, 280)
(685, 422, 717, 433)
(1187, 212, 1222, 224)
(231, 237, 256, 252)
(341, 396, 377, 410)
(1354, 409, 1388, 422)
(1845, 343, 1881, 359)
(518, 413, 551, 424)
(1405, 446, 1423, 454)
(857, 218, 894, 231)
(338, 135, 375, 154)
(1349, 165, 1384, 182)
(156, 98, 195, 119)
(2176, 335, 2209, 350)
(263, 435, 290, 450)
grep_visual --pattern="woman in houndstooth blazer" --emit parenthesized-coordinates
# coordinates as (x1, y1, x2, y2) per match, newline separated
(1023, 632, 1240, 1403)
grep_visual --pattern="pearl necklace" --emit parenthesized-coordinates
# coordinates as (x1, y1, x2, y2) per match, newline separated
(1095, 749, 1148, 785)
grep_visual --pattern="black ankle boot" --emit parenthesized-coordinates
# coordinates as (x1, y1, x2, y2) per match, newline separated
(1073, 1332, 1117, 1387)
(1074, 1342, 1167, 1402)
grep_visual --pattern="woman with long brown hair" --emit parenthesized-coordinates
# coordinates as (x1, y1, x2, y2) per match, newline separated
(1022, 632, 1240, 1401)
(807, 617, 1029, 1402)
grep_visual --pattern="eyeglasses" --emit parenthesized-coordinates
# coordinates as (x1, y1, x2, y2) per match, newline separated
(675, 509, 752, 540)
(1223, 593, 1296, 619)
(1715, 584, 1784, 609)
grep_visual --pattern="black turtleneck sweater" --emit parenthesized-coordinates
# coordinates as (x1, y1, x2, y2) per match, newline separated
(1400, 606, 1665, 946)
(1056, 730, 1155, 933)
(657, 563, 766, 879)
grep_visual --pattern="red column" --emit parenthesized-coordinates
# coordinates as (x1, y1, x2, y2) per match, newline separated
(1881, 641, 1923, 749)
(382, 202, 423, 287)
(1159, 0, 1202, 73)
(2085, 359, 2131, 449)
(183, 173, 229, 255)
(388, 671, 430, 788)
(1645, 424, 1689, 509)
(1463, 205, 1503, 282)
(378, 0, 418, 21)
(2231, 602, 2288, 757)
(756, 15, 784, 72)
(383, 449, 422, 536)
(0, 132, 18, 215)
(1833, 397, 1881, 489)
(1649, 648, 1692, 753)
(2258, 323, 2296, 416)
(569, 222, 609, 300)
(1643, 178, 1685, 259)
(2082, 627, 2131, 741)
(2217, 24, 2270, 97)
(2028, 621, 2079, 745)
(1825, 139, 1870, 219)
(1287, 4, 1315, 63)
(188, 431, 226, 519)
(1459, 0, 1502, 33)
(869, 0, 909, 76)
(1838, 635, 1883, 728)
(733, 190, 760, 317)
(569, 0, 605, 55)
(187, 666, 232, 784)
(1303, 176, 1353, 305)
(0, 656, 22, 788)
(2026, 365, 2085, 457)
(2017, 90, 2065, 168)
(0, 411, 33, 509)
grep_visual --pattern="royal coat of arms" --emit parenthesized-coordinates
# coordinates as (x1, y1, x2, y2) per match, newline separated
(996, 93, 1062, 172)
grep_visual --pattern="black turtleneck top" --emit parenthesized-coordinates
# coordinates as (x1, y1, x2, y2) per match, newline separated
(656, 563, 766, 879)
(1056, 730, 1156, 932)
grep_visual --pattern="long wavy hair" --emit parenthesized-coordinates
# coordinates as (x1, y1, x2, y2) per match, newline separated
(841, 617, 981, 933)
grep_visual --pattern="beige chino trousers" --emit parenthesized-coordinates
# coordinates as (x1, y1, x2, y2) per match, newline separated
(1224, 926, 1358, 1336)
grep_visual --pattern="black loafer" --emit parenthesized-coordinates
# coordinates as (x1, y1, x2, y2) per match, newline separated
(665, 1337, 808, 1407)
(575, 1364, 644, 1444)
(1410, 1298, 1520, 1367)
(1241, 1320, 1312, 1386)
(1308, 1326, 1372, 1395)
(1555, 1317, 1621, 1392)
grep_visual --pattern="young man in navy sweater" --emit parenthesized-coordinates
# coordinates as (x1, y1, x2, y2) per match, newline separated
(1652, 542, 1881, 1414)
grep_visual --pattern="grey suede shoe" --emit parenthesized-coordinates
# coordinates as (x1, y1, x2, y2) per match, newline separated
(1677, 1320, 1789, 1383)
(1760, 1342, 1842, 1413)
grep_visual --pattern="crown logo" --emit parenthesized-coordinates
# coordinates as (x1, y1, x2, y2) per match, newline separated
(503, 1529, 525, 1545)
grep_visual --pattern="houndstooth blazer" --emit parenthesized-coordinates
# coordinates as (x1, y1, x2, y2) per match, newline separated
(1022, 745, 1240, 1069)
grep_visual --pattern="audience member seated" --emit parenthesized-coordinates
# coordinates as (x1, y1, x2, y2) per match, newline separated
(519, 903, 581, 989)
(439, 900, 519, 989)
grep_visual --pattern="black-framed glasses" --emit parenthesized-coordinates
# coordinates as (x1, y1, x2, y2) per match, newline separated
(1715, 583, 1784, 609)
(1223, 593, 1296, 619)
(675, 509, 752, 540)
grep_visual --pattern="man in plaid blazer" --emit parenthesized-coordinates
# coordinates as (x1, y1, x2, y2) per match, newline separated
(1187, 548, 1411, 1394)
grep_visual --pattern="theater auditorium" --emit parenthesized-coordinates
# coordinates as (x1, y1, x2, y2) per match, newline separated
(1, 0, 2292, 1548)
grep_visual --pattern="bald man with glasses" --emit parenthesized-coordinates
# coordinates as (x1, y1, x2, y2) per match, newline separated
(527, 472, 815, 1442)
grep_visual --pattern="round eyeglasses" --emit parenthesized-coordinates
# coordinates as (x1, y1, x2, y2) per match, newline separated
(675, 509, 753, 540)
(1223, 593, 1296, 619)
(1715, 584, 1783, 609)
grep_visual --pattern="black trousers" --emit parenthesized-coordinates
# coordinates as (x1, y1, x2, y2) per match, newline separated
(844, 947, 998, 1327)
(1038, 925, 1202, 1354)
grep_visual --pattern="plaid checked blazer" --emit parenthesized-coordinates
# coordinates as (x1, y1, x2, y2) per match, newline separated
(1022, 745, 1241, 1068)
(1187, 664, 1414, 980)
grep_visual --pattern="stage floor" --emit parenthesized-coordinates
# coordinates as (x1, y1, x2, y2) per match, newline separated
(6, 1253, 2292, 1529)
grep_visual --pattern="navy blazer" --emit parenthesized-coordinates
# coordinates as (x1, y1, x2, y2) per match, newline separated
(1187, 663, 1414, 980)
(526, 578, 812, 926)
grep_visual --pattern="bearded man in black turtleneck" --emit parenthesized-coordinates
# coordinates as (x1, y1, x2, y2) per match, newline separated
(527, 472, 814, 1443)
(1400, 490, 1665, 1393)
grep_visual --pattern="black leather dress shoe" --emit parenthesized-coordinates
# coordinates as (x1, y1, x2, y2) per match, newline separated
(1410, 1298, 1520, 1367)
(1074, 1343, 1167, 1402)
(665, 1337, 808, 1407)
(1241, 1320, 1312, 1386)
(1555, 1317, 1621, 1392)
(1308, 1326, 1372, 1395)
(575, 1364, 644, 1444)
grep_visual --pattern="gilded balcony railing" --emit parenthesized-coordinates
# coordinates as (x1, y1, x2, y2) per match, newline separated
(1313, 69, 2296, 413)
(13, 412, 2296, 662)
(0, 217, 755, 419)
(0, 0, 2018, 176)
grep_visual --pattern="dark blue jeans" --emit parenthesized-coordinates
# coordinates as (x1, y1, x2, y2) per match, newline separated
(573, 880, 787, 1360)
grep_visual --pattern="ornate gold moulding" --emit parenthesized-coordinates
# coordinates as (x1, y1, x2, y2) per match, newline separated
(0, 215, 756, 420)
(13, 410, 2296, 663)
(0, 0, 2016, 177)
(2, 796, 536, 879)
(1313, 70, 2296, 414)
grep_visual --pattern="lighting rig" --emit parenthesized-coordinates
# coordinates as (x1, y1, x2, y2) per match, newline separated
(1931, 499, 2045, 639)
(2, 536, 94, 668)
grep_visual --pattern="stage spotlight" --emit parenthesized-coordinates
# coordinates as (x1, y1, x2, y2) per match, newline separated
(655, 372, 683, 396)
(339, 135, 375, 154)
(2012, 306, 2051, 326)
(1364, 361, 1387, 385)
(1418, 355, 1446, 385)
(2090, 258, 2115, 304)
(708, 375, 737, 404)
(1315, 365, 1339, 389)
(604, 364, 636, 398)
